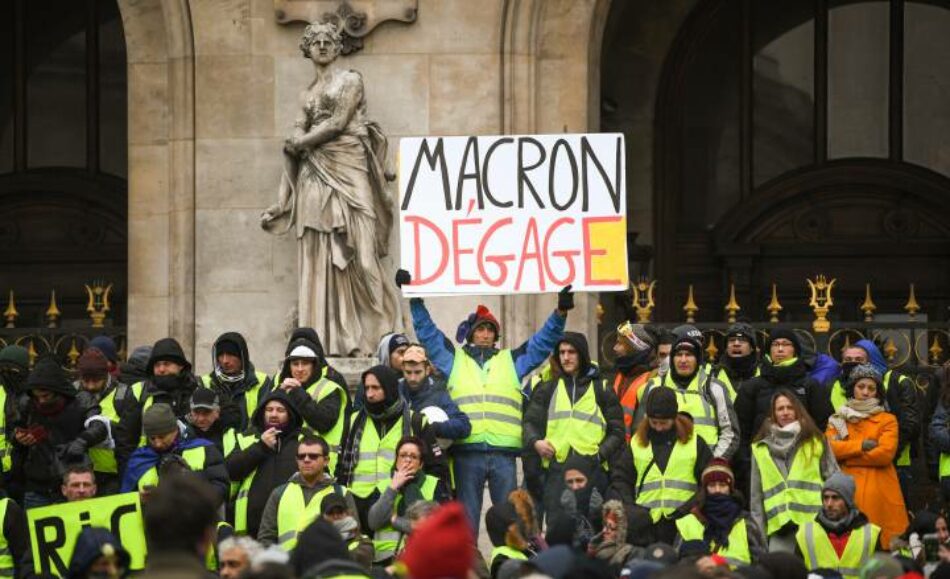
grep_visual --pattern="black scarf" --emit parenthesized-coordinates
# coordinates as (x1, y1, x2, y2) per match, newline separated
(615, 349, 653, 375)
(702, 495, 742, 548)
(818, 508, 860, 535)
(722, 352, 757, 379)
(671, 367, 698, 389)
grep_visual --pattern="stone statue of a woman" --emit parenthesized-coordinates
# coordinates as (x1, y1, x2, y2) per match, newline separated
(261, 20, 398, 357)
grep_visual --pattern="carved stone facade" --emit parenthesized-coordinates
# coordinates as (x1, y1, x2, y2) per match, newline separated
(120, 0, 611, 372)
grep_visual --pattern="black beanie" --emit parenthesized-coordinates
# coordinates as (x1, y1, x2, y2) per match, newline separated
(768, 329, 801, 356)
(290, 518, 350, 576)
(645, 387, 678, 419)
(26, 357, 75, 398)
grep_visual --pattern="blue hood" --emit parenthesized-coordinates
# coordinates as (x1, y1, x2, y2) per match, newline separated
(854, 339, 888, 374)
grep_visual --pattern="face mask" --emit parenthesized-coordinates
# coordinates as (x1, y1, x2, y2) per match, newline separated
(840, 361, 858, 380)
(658, 357, 670, 376)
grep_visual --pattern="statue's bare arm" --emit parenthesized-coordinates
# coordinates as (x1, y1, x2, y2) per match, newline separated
(296, 73, 362, 149)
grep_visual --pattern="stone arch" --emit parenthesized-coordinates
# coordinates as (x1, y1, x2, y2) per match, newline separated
(117, 0, 196, 355)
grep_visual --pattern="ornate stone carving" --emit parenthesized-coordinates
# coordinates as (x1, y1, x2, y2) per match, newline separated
(274, 0, 418, 54)
(261, 19, 399, 357)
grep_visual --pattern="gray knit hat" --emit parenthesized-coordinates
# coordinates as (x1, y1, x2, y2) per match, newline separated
(822, 472, 856, 510)
(848, 363, 882, 385)
(143, 403, 178, 437)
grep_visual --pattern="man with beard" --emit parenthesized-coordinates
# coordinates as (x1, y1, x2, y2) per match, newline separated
(337, 366, 446, 528)
(611, 322, 657, 441)
(274, 336, 350, 474)
(201, 332, 273, 433)
(224, 390, 305, 538)
(713, 322, 760, 401)
(115, 338, 200, 471)
(13, 357, 107, 507)
(796, 473, 881, 576)
(0, 345, 29, 490)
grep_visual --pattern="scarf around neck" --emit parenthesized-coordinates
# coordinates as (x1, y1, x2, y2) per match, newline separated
(763, 421, 802, 459)
(828, 398, 884, 439)
(702, 494, 742, 548)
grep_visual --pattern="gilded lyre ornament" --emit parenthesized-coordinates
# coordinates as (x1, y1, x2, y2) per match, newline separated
(904, 284, 921, 319)
(767, 283, 783, 323)
(929, 336, 944, 365)
(860, 284, 876, 322)
(683, 285, 699, 323)
(807, 275, 836, 333)
(3, 290, 16, 329)
(724, 283, 741, 324)
(46, 290, 61, 329)
(85, 282, 112, 328)
(631, 279, 656, 323)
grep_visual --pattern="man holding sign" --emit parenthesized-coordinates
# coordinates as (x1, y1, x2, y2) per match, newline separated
(398, 269, 572, 534)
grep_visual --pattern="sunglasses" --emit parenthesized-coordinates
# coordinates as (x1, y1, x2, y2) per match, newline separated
(296, 452, 324, 461)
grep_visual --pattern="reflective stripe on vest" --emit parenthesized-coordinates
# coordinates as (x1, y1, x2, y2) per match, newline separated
(655, 371, 719, 447)
(0, 389, 9, 473)
(201, 371, 268, 427)
(276, 483, 341, 551)
(350, 413, 408, 498)
(372, 475, 438, 562)
(306, 376, 347, 474)
(137, 446, 207, 490)
(0, 499, 12, 576)
(227, 432, 262, 533)
(796, 521, 880, 579)
(751, 438, 824, 535)
(90, 381, 143, 474)
(675, 513, 750, 568)
(447, 349, 522, 449)
(544, 378, 605, 467)
(632, 435, 697, 522)
(490, 546, 528, 567)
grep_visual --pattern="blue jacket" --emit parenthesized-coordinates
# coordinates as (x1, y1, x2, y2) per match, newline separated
(399, 375, 472, 441)
(809, 353, 841, 387)
(410, 298, 565, 381)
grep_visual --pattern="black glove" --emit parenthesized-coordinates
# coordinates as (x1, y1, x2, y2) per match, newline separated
(64, 439, 88, 461)
(558, 285, 575, 312)
(395, 269, 411, 288)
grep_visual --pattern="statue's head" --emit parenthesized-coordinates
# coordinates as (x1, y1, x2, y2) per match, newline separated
(300, 21, 343, 64)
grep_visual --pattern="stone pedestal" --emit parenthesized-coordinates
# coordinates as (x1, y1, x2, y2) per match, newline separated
(327, 356, 377, 391)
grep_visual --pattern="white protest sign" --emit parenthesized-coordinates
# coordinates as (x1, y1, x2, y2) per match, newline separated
(398, 133, 628, 295)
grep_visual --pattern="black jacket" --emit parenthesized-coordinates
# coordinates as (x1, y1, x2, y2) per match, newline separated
(523, 332, 625, 468)
(203, 332, 273, 433)
(735, 356, 832, 445)
(884, 370, 921, 457)
(224, 389, 303, 538)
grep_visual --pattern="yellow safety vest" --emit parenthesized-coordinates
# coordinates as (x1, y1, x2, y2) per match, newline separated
(447, 349, 522, 449)
(751, 437, 824, 535)
(675, 513, 751, 568)
(0, 388, 10, 473)
(714, 366, 760, 402)
(205, 520, 233, 571)
(89, 382, 144, 474)
(135, 446, 207, 490)
(223, 431, 261, 533)
(490, 546, 528, 568)
(833, 371, 911, 466)
(631, 435, 698, 522)
(646, 371, 719, 449)
(201, 371, 269, 425)
(0, 498, 12, 576)
(544, 378, 605, 467)
(349, 412, 410, 499)
(276, 482, 344, 551)
(796, 521, 881, 579)
(306, 376, 348, 474)
(372, 474, 439, 562)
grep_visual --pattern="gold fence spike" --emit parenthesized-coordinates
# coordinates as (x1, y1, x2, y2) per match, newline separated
(883, 338, 898, 362)
(930, 336, 944, 365)
(705, 337, 719, 363)
(3, 290, 17, 329)
(724, 283, 741, 323)
(117, 337, 127, 362)
(46, 290, 61, 329)
(767, 283, 783, 323)
(842, 335, 852, 352)
(631, 279, 656, 324)
(67, 339, 81, 368)
(905, 284, 920, 320)
(595, 302, 605, 325)
(807, 275, 836, 333)
(683, 285, 699, 323)
(27, 340, 37, 367)
(860, 284, 876, 322)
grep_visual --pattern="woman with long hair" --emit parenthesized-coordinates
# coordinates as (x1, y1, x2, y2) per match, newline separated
(750, 389, 839, 553)
(826, 364, 908, 548)
(627, 387, 712, 544)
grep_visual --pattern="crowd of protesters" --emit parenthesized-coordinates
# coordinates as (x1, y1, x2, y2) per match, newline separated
(1, 269, 950, 579)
